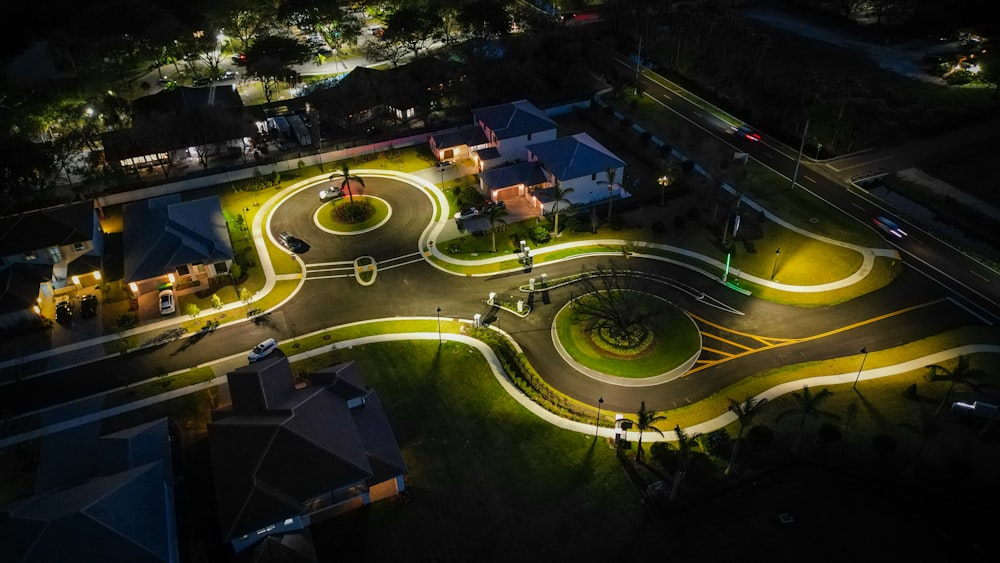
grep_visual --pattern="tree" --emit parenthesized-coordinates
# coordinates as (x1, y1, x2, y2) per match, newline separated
(549, 179, 574, 237)
(777, 386, 836, 454)
(364, 37, 408, 68)
(330, 161, 365, 204)
(926, 356, 985, 415)
(725, 395, 768, 475)
(457, 0, 512, 39)
(213, 0, 278, 50)
(597, 166, 618, 220)
(631, 401, 667, 461)
(668, 424, 702, 501)
(238, 35, 312, 103)
(185, 303, 201, 319)
(383, 6, 437, 58)
(484, 204, 508, 253)
(571, 265, 659, 350)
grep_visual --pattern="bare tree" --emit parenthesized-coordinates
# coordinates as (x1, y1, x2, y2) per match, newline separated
(571, 265, 659, 349)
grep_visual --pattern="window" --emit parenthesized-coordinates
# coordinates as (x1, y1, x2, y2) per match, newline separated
(214, 261, 228, 274)
(527, 132, 532, 141)
(175, 265, 190, 276)
(73, 242, 86, 251)
(592, 173, 597, 181)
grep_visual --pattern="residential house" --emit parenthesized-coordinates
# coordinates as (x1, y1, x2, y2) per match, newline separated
(102, 85, 253, 176)
(208, 356, 406, 555)
(0, 201, 103, 328)
(122, 194, 233, 295)
(524, 133, 627, 214)
(0, 418, 180, 563)
(428, 98, 559, 166)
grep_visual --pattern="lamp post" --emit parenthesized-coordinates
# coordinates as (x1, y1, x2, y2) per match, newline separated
(596, 397, 604, 437)
(436, 307, 442, 346)
(790, 118, 809, 190)
(242, 207, 250, 239)
(771, 248, 781, 280)
(853, 347, 868, 390)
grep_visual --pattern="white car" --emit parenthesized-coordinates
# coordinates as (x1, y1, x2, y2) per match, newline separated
(454, 207, 479, 221)
(159, 289, 176, 315)
(319, 186, 344, 201)
(248, 337, 278, 363)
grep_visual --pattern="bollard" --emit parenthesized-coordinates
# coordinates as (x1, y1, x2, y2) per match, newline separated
(488, 292, 496, 305)
(529, 278, 535, 291)
(517, 300, 524, 313)
(473, 313, 481, 328)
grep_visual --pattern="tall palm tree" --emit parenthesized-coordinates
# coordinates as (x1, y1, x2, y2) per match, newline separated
(668, 424, 702, 501)
(330, 161, 365, 204)
(597, 166, 618, 220)
(549, 179, 574, 237)
(484, 204, 508, 253)
(926, 356, 984, 415)
(777, 386, 836, 454)
(632, 401, 667, 461)
(725, 395, 768, 475)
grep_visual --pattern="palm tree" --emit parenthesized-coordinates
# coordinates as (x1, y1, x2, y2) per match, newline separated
(668, 424, 702, 501)
(549, 178, 574, 237)
(484, 204, 508, 253)
(597, 166, 618, 220)
(632, 401, 667, 461)
(926, 356, 984, 415)
(725, 395, 768, 475)
(330, 161, 365, 204)
(777, 386, 836, 454)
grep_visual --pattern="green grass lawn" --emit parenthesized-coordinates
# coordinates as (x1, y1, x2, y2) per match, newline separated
(318, 195, 389, 231)
(305, 341, 648, 561)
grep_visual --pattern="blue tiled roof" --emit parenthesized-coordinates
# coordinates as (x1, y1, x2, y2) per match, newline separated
(429, 125, 488, 150)
(473, 99, 556, 140)
(527, 133, 625, 181)
(479, 161, 549, 190)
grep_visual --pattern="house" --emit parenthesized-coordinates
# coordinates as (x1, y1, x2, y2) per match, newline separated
(208, 356, 406, 555)
(122, 194, 233, 294)
(0, 418, 180, 563)
(472, 99, 558, 167)
(0, 201, 103, 328)
(524, 133, 627, 213)
(102, 85, 253, 175)
(429, 99, 558, 166)
(308, 63, 436, 131)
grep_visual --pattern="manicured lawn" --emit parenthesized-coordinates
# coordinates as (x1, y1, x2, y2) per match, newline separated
(318, 195, 389, 231)
(306, 341, 646, 561)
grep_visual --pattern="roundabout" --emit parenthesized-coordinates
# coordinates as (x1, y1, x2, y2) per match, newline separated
(314, 195, 392, 235)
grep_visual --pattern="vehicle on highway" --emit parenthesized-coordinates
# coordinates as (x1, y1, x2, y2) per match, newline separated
(873, 216, 908, 238)
(734, 125, 762, 142)
(159, 289, 176, 315)
(248, 337, 278, 363)
(454, 207, 479, 221)
(435, 160, 455, 171)
(80, 294, 98, 318)
(278, 231, 308, 253)
(55, 301, 73, 324)
(319, 186, 344, 201)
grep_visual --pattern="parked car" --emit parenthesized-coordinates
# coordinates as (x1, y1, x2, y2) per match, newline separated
(248, 337, 278, 363)
(319, 186, 344, 202)
(192, 76, 211, 86)
(55, 301, 73, 324)
(482, 200, 506, 213)
(278, 231, 308, 253)
(80, 294, 98, 318)
(435, 160, 455, 171)
(454, 207, 479, 221)
(159, 289, 176, 315)
(873, 216, 908, 238)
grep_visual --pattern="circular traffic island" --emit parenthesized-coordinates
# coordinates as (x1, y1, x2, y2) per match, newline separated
(554, 291, 701, 381)
(316, 195, 390, 234)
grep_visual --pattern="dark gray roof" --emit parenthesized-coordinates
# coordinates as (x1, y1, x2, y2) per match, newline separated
(479, 161, 549, 191)
(0, 201, 96, 256)
(0, 262, 51, 315)
(475, 146, 501, 161)
(122, 195, 233, 282)
(0, 418, 176, 563)
(527, 133, 625, 181)
(429, 124, 489, 151)
(243, 531, 317, 563)
(133, 85, 244, 117)
(209, 358, 405, 543)
(473, 99, 556, 140)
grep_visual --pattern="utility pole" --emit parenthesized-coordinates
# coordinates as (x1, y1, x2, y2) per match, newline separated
(634, 36, 643, 96)
(790, 118, 809, 190)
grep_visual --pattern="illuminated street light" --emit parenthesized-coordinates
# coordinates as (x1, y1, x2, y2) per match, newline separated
(853, 347, 869, 390)
(595, 397, 604, 437)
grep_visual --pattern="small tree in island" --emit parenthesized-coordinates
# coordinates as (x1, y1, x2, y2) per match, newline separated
(571, 264, 660, 355)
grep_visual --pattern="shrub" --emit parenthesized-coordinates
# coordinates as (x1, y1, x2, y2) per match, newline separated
(659, 144, 672, 158)
(531, 226, 550, 244)
(680, 159, 695, 172)
(603, 104, 615, 117)
(620, 116, 632, 129)
(818, 423, 842, 445)
(564, 215, 583, 233)
(639, 131, 652, 146)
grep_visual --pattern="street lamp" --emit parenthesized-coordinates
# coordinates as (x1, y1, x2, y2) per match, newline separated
(771, 248, 781, 280)
(596, 397, 604, 437)
(242, 207, 250, 238)
(853, 347, 868, 390)
(436, 307, 442, 346)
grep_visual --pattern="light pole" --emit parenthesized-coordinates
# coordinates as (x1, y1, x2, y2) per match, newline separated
(596, 397, 604, 437)
(790, 118, 809, 190)
(242, 207, 250, 239)
(657, 175, 669, 207)
(771, 248, 781, 280)
(853, 347, 868, 390)
(436, 307, 442, 346)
